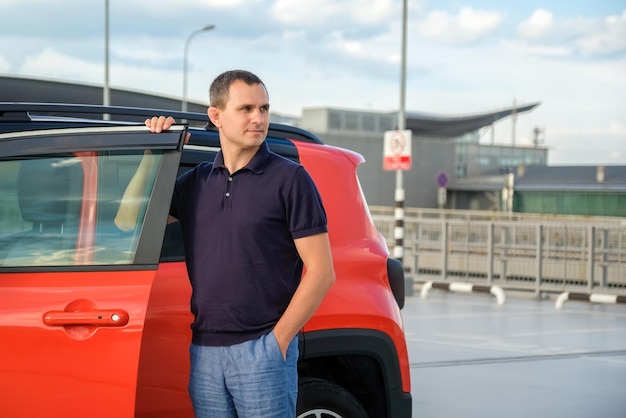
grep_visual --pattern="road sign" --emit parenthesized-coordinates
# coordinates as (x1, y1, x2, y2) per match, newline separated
(383, 130, 412, 171)
(435, 171, 449, 188)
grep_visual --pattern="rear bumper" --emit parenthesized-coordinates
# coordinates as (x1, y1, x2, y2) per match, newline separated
(389, 388, 412, 418)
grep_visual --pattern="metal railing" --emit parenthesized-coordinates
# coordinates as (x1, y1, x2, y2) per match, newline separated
(370, 207, 626, 296)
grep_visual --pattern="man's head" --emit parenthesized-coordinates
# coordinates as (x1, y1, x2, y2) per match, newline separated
(207, 70, 270, 152)
(209, 70, 268, 109)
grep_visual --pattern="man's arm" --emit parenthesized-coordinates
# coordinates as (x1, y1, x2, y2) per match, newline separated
(114, 151, 155, 231)
(272, 232, 335, 358)
(114, 116, 185, 231)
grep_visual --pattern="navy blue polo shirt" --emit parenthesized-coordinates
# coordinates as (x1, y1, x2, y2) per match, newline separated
(170, 141, 328, 346)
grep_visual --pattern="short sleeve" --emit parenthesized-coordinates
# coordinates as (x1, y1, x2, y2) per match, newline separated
(287, 166, 328, 239)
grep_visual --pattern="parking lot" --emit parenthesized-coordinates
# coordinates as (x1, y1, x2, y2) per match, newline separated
(404, 289, 626, 418)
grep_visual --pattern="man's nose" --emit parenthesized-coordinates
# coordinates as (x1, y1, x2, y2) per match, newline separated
(250, 108, 265, 123)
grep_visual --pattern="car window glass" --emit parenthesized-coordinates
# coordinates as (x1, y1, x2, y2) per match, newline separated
(0, 151, 162, 267)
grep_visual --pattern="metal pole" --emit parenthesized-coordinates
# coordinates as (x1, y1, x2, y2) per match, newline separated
(511, 97, 517, 146)
(103, 0, 110, 120)
(394, 0, 408, 264)
(182, 25, 215, 112)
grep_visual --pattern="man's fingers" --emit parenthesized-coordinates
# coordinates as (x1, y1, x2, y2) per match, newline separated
(145, 116, 176, 133)
(163, 116, 176, 130)
(144, 117, 155, 131)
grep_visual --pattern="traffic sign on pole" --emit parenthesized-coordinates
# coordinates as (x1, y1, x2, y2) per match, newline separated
(435, 171, 449, 188)
(383, 130, 412, 171)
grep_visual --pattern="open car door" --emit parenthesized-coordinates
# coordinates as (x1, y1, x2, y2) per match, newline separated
(0, 125, 185, 418)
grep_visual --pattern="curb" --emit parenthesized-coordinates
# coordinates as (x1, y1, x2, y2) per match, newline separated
(555, 292, 626, 310)
(420, 281, 506, 305)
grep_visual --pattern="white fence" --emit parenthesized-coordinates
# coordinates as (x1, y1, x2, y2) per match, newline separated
(370, 207, 626, 296)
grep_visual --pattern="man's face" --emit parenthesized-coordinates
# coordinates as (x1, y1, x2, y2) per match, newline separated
(209, 80, 270, 150)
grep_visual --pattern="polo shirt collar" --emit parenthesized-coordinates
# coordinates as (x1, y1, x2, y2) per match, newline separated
(213, 141, 270, 175)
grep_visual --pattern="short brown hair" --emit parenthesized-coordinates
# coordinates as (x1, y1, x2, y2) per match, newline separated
(209, 70, 267, 109)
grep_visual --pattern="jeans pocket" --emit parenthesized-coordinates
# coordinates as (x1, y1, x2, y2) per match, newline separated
(267, 330, 287, 363)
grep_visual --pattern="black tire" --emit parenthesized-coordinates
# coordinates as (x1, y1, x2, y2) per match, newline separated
(296, 377, 369, 418)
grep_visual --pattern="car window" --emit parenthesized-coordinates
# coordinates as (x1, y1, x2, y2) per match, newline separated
(0, 151, 162, 267)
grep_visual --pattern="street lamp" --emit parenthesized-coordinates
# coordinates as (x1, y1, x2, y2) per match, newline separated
(182, 24, 215, 112)
(103, 0, 110, 120)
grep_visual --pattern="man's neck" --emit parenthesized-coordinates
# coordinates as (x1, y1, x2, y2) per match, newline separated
(221, 144, 260, 174)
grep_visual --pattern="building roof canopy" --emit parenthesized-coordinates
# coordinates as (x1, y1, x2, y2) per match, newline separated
(405, 102, 541, 138)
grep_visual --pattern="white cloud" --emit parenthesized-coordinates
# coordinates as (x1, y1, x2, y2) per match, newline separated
(13, 48, 184, 101)
(609, 120, 626, 134)
(201, 0, 250, 7)
(416, 7, 503, 45)
(0, 55, 10, 72)
(325, 30, 396, 64)
(517, 43, 571, 57)
(517, 9, 626, 57)
(282, 30, 306, 42)
(518, 9, 554, 39)
(131, 0, 255, 10)
(0, 0, 49, 4)
(20, 49, 102, 83)
(576, 10, 626, 56)
(609, 150, 622, 160)
(271, 0, 394, 26)
(552, 121, 626, 137)
(112, 36, 181, 63)
(350, 0, 396, 24)
(546, 126, 626, 165)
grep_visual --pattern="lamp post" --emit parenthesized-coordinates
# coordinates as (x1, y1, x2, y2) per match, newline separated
(182, 24, 215, 112)
(103, 0, 110, 120)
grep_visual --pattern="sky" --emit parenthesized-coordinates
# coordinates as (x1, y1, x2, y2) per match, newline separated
(1, 0, 625, 165)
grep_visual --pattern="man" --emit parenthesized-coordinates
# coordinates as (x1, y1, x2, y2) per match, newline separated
(116, 70, 335, 417)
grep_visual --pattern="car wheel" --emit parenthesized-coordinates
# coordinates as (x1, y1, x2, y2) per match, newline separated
(296, 377, 369, 418)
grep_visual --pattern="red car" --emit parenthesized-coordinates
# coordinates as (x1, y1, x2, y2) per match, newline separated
(0, 103, 411, 418)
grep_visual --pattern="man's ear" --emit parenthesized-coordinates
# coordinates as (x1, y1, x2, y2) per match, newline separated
(208, 107, 221, 127)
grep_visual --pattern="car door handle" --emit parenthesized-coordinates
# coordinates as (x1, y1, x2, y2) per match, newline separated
(43, 310, 129, 327)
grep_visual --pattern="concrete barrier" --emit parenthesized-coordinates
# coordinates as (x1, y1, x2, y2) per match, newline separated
(555, 291, 626, 310)
(420, 281, 506, 305)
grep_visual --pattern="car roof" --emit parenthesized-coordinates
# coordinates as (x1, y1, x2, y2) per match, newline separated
(0, 102, 324, 145)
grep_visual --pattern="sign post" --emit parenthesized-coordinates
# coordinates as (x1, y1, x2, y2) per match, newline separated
(392, 0, 408, 274)
(435, 171, 448, 209)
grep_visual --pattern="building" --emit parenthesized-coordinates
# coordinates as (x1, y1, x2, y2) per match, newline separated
(300, 105, 548, 209)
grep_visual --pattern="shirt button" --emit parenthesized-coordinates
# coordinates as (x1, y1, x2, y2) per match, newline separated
(228, 177, 233, 182)
(225, 192, 231, 197)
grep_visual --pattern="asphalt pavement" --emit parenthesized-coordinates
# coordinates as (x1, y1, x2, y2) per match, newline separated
(404, 288, 626, 418)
